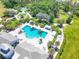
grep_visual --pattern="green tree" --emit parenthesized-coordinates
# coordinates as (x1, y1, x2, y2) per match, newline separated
(66, 16, 73, 24)
(1, 0, 17, 8)
(62, 1, 73, 12)
(72, 3, 79, 17)
(1, 0, 32, 8)
(27, 0, 60, 18)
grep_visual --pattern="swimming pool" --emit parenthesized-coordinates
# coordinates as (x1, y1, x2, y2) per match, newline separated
(22, 25, 47, 39)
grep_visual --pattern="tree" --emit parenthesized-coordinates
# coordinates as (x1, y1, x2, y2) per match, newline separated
(51, 25, 58, 31)
(75, 11, 79, 17)
(27, 0, 60, 18)
(48, 41, 54, 49)
(49, 48, 55, 55)
(1, 0, 17, 8)
(39, 29, 43, 35)
(1, 0, 32, 8)
(16, 0, 32, 7)
(73, 3, 79, 17)
(66, 16, 72, 24)
(24, 15, 30, 22)
(50, 0, 60, 18)
(62, 1, 73, 12)
(56, 19, 64, 28)
(4, 20, 20, 30)
(55, 41, 60, 46)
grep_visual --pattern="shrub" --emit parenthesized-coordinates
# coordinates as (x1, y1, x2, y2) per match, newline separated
(49, 48, 55, 55)
(39, 23, 45, 28)
(55, 41, 60, 46)
(24, 15, 30, 22)
(56, 19, 65, 24)
(51, 25, 57, 31)
(66, 16, 72, 24)
(4, 20, 20, 30)
(4, 9, 18, 17)
(75, 11, 79, 17)
(51, 25, 61, 34)
(48, 41, 54, 49)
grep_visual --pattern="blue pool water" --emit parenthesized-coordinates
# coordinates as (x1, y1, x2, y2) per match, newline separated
(22, 25, 47, 39)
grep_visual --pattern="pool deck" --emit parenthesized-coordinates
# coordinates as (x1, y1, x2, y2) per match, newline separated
(0, 32, 48, 59)
(9, 22, 56, 53)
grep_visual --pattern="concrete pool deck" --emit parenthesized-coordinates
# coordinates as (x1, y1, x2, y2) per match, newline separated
(0, 32, 48, 59)
(9, 22, 56, 53)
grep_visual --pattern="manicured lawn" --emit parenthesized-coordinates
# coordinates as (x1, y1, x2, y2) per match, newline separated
(56, 16, 79, 59)
(0, 1, 6, 16)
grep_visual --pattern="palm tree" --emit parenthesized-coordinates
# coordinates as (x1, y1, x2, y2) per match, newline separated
(39, 29, 43, 36)
(39, 38, 43, 44)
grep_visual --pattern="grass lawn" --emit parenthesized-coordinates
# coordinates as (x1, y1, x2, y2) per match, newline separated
(0, 1, 6, 16)
(56, 16, 79, 59)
